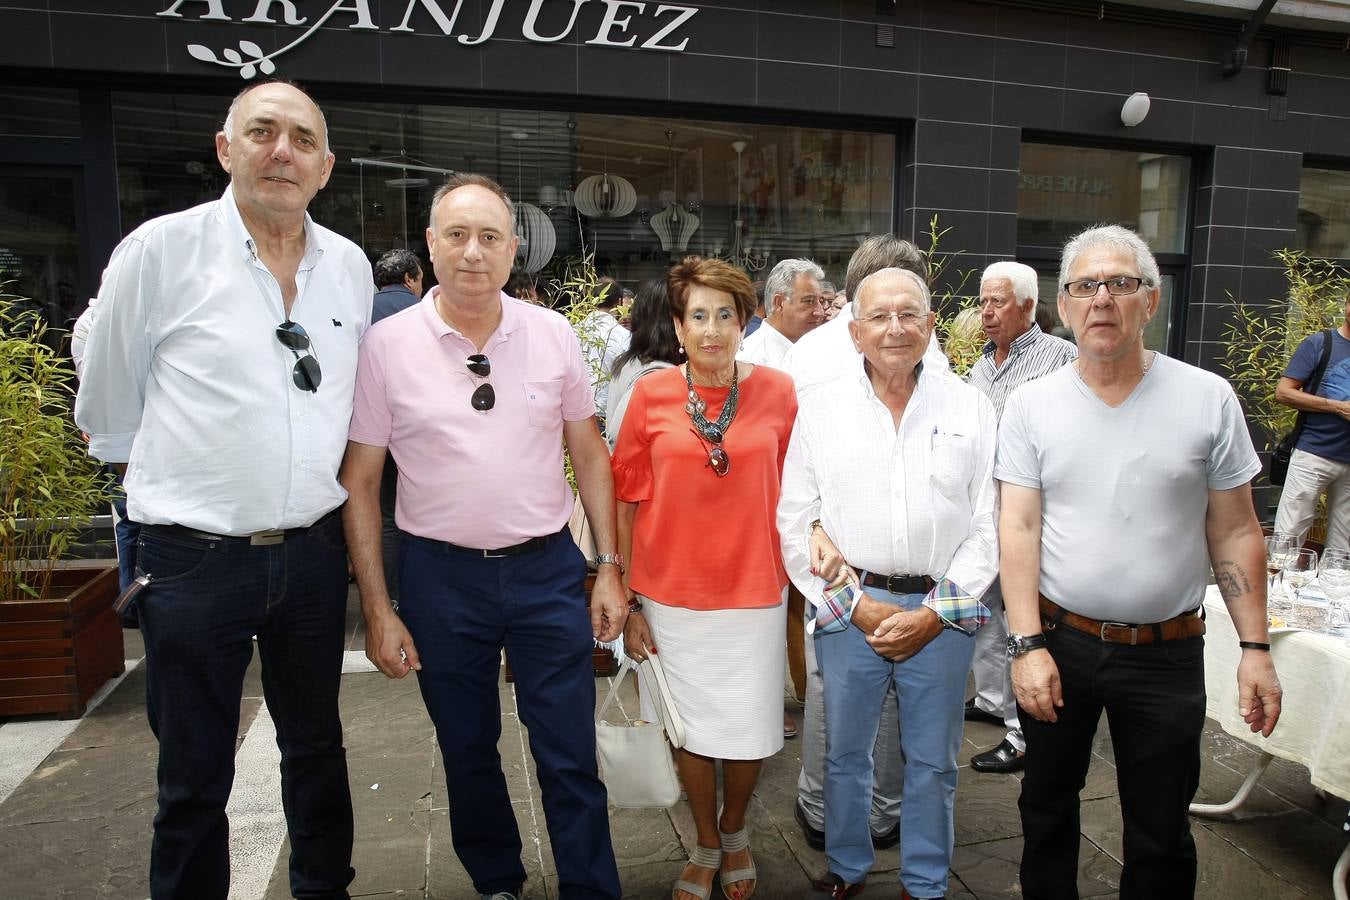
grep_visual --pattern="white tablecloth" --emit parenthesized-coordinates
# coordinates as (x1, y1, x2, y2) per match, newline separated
(1203, 585, 1350, 800)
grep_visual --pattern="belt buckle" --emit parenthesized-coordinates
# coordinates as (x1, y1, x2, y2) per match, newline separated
(249, 529, 286, 547)
(480, 549, 508, 559)
(884, 574, 902, 594)
(1099, 621, 1138, 644)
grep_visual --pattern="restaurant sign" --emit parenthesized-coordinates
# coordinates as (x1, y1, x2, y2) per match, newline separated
(159, 0, 700, 78)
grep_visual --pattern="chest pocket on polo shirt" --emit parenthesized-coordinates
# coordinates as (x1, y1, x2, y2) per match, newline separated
(524, 379, 564, 427)
(930, 431, 974, 496)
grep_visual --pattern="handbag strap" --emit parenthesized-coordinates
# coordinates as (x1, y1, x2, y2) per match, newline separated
(1290, 328, 1337, 445)
(595, 657, 632, 724)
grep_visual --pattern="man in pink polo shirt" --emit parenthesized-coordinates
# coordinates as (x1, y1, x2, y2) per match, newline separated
(340, 173, 626, 900)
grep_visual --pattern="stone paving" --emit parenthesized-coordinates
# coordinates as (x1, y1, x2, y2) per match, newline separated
(0, 588, 1345, 899)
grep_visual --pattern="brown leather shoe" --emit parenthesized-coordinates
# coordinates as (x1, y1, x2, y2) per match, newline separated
(805, 872, 864, 900)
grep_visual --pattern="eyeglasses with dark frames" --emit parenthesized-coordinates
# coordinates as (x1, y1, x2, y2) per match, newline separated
(466, 353, 495, 411)
(1062, 275, 1149, 299)
(275, 320, 322, 393)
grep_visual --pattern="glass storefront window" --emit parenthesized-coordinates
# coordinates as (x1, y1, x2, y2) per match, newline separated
(111, 92, 895, 293)
(1298, 167, 1350, 260)
(1018, 144, 1190, 253)
(0, 87, 81, 138)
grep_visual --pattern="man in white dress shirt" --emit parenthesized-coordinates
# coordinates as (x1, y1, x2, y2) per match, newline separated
(738, 258, 826, 367)
(781, 267, 998, 900)
(75, 81, 368, 899)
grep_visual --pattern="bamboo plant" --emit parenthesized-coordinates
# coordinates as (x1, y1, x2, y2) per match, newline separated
(0, 290, 112, 601)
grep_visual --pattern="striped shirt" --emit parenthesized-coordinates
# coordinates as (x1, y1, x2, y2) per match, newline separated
(967, 324, 1077, 418)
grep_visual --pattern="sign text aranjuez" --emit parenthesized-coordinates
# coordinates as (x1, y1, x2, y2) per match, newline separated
(160, 1, 699, 78)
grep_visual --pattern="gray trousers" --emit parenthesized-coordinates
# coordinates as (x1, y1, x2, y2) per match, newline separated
(797, 616, 903, 835)
(969, 578, 1024, 752)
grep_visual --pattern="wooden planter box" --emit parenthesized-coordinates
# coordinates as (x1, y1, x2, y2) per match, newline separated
(0, 562, 124, 719)
(505, 572, 617, 682)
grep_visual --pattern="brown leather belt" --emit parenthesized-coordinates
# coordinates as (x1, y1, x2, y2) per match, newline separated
(857, 570, 935, 595)
(1039, 594, 1205, 645)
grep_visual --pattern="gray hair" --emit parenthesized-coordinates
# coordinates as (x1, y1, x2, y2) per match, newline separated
(428, 172, 515, 232)
(852, 267, 932, 316)
(844, 235, 925, 299)
(221, 79, 330, 154)
(820, 281, 837, 294)
(763, 258, 824, 316)
(981, 261, 1038, 309)
(1058, 224, 1160, 295)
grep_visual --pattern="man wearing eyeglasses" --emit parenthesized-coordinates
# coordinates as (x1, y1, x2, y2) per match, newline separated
(340, 173, 625, 900)
(780, 267, 998, 900)
(738, 258, 826, 368)
(963, 262, 1077, 776)
(75, 81, 369, 898)
(997, 225, 1281, 899)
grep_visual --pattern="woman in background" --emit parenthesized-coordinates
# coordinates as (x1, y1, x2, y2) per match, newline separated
(604, 278, 683, 449)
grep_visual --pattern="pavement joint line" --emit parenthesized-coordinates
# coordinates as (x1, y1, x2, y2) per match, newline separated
(225, 700, 286, 900)
(0, 656, 144, 806)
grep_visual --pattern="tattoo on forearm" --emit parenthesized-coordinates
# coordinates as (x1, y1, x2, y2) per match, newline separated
(1214, 560, 1252, 603)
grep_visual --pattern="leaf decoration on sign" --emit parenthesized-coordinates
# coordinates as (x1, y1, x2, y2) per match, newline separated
(239, 40, 265, 60)
(222, 47, 243, 64)
(186, 44, 219, 63)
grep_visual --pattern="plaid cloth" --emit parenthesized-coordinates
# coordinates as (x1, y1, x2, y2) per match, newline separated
(922, 578, 990, 635)
(810, 580, 858, 635)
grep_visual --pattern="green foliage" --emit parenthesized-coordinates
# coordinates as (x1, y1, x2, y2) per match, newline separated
(0, 290, 113, 601)
(921, 214, 982, 376)
(1219, 250, 1350, 458)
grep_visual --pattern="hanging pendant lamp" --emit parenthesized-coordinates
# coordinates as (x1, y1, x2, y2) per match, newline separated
(511, 132, 556, 274)
(650, 130, 699, 253)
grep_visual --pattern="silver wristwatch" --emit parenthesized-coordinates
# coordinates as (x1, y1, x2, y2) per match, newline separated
(1006, 633, 1049, 658)
(595, 553, 625, 573)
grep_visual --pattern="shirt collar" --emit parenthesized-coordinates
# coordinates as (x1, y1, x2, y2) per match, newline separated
(980, 322, 1044, 358)
(219, 185, 325, 271)
(421, 287, 521, 342)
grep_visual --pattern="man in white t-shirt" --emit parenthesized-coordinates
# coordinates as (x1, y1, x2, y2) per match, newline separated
(738, 258, 825, 368)
(997, 224, 1282, 900)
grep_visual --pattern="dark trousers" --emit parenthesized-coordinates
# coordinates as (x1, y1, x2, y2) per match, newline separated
(136, 513, 355, 900)
(398, 531, 621, 900)
(1018, 624, 1207, 900)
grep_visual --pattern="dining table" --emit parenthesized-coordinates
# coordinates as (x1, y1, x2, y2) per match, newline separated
(1191, 584, 1350, 899)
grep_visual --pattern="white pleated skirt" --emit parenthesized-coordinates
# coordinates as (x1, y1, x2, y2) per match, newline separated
(638, 593, 786, 760)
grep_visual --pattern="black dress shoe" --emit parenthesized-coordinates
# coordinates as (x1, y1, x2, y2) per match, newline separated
(794, 800, 826, 851)
(871, 821, 900, 850)
(963, 697, 1004, 727)
(805, 872, 865, 900)
(971, 738, 1026, 773)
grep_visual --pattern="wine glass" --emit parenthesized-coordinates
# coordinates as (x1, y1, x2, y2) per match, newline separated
(1284, 548, 1319, 628)
(1319, 548, 1350, 638)
(1264, 533, 1296, 623)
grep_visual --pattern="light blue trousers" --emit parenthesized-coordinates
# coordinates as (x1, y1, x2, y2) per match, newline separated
(816, 589, 974, 896)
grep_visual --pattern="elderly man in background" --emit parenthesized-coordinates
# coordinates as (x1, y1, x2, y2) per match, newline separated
(372, 247, 424, 322)
(963, 261, 1077, 775)
(341, 173, 624, 900)
(781, 267, 997, 900)
(738, 258, 826, 367)
(820, 281, 842, 320)
(998, 225, 1281, 899)
(579, 276, 631, 423)
(75, 80, 367, 898)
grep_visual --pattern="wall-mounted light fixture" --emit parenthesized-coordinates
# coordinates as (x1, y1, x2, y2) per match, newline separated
(1120, 92, 1151, 127)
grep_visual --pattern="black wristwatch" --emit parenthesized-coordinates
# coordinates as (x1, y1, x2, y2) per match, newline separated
(1006, 633, 1049, 658)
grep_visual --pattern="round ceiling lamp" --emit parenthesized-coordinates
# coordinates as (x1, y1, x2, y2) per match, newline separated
(574, 172, 637, 218)
(514, 201, 556, 273)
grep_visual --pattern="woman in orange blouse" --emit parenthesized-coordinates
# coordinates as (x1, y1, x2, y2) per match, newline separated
(612, 257, 797, 900)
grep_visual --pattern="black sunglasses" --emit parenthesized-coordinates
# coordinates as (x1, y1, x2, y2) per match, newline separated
(275, 320, 321, 392)
(466, 353, 494, 411)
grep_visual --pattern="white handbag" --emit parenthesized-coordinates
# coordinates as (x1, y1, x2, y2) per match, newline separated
(595, 649, 685, 809)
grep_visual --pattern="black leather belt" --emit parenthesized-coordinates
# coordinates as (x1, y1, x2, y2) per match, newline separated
(143, 508, 340, 547)
(857, 570, 935, 595)
(437, 525, 567, 559)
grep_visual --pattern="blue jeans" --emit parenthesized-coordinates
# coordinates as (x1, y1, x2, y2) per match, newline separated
(815, 589, 974, 896)
(1018, 624, 1206, 900)
(136, 512, 355, 900)
(398, 531, 620, 900)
